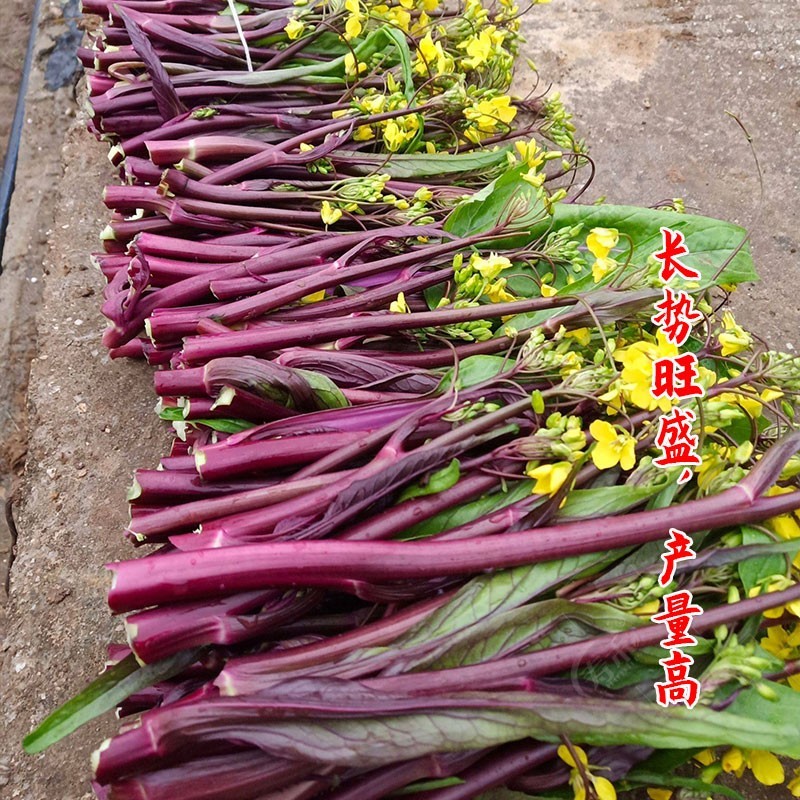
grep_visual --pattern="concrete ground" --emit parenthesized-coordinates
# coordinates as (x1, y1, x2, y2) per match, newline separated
(0, 1, 797, 798)
(529, 0, 800, 352)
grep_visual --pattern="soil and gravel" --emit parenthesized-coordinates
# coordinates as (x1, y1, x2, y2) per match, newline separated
(0, 1, 797, 798)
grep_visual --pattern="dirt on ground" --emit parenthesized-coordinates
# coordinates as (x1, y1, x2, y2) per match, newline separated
(0, 1, 797, 798)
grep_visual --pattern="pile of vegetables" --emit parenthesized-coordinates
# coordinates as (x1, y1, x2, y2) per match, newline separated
(25, 0, 800, 797)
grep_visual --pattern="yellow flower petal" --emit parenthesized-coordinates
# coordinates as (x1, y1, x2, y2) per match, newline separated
(591, 775, 617, 800)
(557, 744, 588, 768)
(748, 750, 784, 786)
(591, 441, 620, 471)
(541, 282, 558, 297)
(299, 289, 326, 304)
(646, 790, 672, 800)
(694, 749, 717, 767)
(721, 747, 743, 773)
(527, 461, 572, 496)
(589, 420, 617, 444)
(619, 437, 636, 471)
(586, 227, 619, 260)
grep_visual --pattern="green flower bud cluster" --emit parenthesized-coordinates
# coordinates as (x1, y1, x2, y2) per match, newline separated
(441, 317, 494, 342)
(335, 174, 390, 203)
(760, 351, 800, 391)
(541, 93, 583, 152)
(443, 398, 501, 422)
(609, 573, 670, 612)
(539, 223, 585, 273)
(701, 634, 777, 697)
(515, 412, 586, 461)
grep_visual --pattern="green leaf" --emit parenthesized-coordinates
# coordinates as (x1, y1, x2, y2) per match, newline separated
(383, 27, 415, 102)
(191, 418, 254, 433)
(398, 459, 460, 502)
(23, 649, 201, 754)
(158, 406, 253, 433)
(219, 1, 248, 14)
(184, 686, 800, 766)
(396, 551, 619, 650)
(296, 368, 349, 408)
(444, 165, 549, 243)
(577, 657, 662, 691)
(557, 480, 671, 521)
(406, 599, 642, 671)
(437, 355, 511, 393)
(726, 679, 800, 735)
(530, 203, 758, 287)
(397, 478, 535, 541)
(186, 26, 397, 86)
(738, 525, 790, 593)
(343, 148, 512, 179)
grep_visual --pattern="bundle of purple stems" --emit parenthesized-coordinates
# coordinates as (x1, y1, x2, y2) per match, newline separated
(25, 1, 800, 799)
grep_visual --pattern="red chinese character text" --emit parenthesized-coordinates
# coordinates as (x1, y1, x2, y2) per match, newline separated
(654, 227, 700, 282)
(658, 528, 696, 587)
(653, 407, 701, 484)
(651, 288, 703, 346)
(652, 353, 704, 400)
(651, 589, 703, 650)
(651, 589, 704, 624)
(654, 649, 700, 708)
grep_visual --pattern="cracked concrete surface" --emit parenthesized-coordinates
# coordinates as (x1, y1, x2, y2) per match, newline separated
(0, 1, 798, 798)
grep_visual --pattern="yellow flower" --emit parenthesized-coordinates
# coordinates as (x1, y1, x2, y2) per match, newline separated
(514, 138, 554, 169)
(343, 52, 367, 76)
(589, 420, 636, 471)
(389, 292, 410, 314)
(526, 460, 573, 496)
(764, 485, 800, 545)
(592, 256, 617, 283)
(540, 282, 558, 297)
(748, 575, 800, 619)
(521, 168, 546, 188)
(382, 119, 415, 152)
(614, 332, 679, 412)
(344, 0, 362, 39)
(483, 278, 516, 304)
(694, 749, 717, 767)
(353, 124, 374, 142)
(414, 33, 453, 76)
(646, 789, 672, 800)
(299, 289, 326, 304)
(760, 624, 800, 687)
(558, 745, 616, 800)
(586, 228, 620, 282)
(470, 252, 512, 281)
(718, 311, 752, 356)
(721, 747, 784, 786)
(564, 327, 591, 346)
(586, 227, 619, 259)
(320, 201, 342, 226)
(284, 17, 305, 40)
(789, 766, 800, 796)
(461, 30, 493, 68)
(463, 95, 517, 142)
